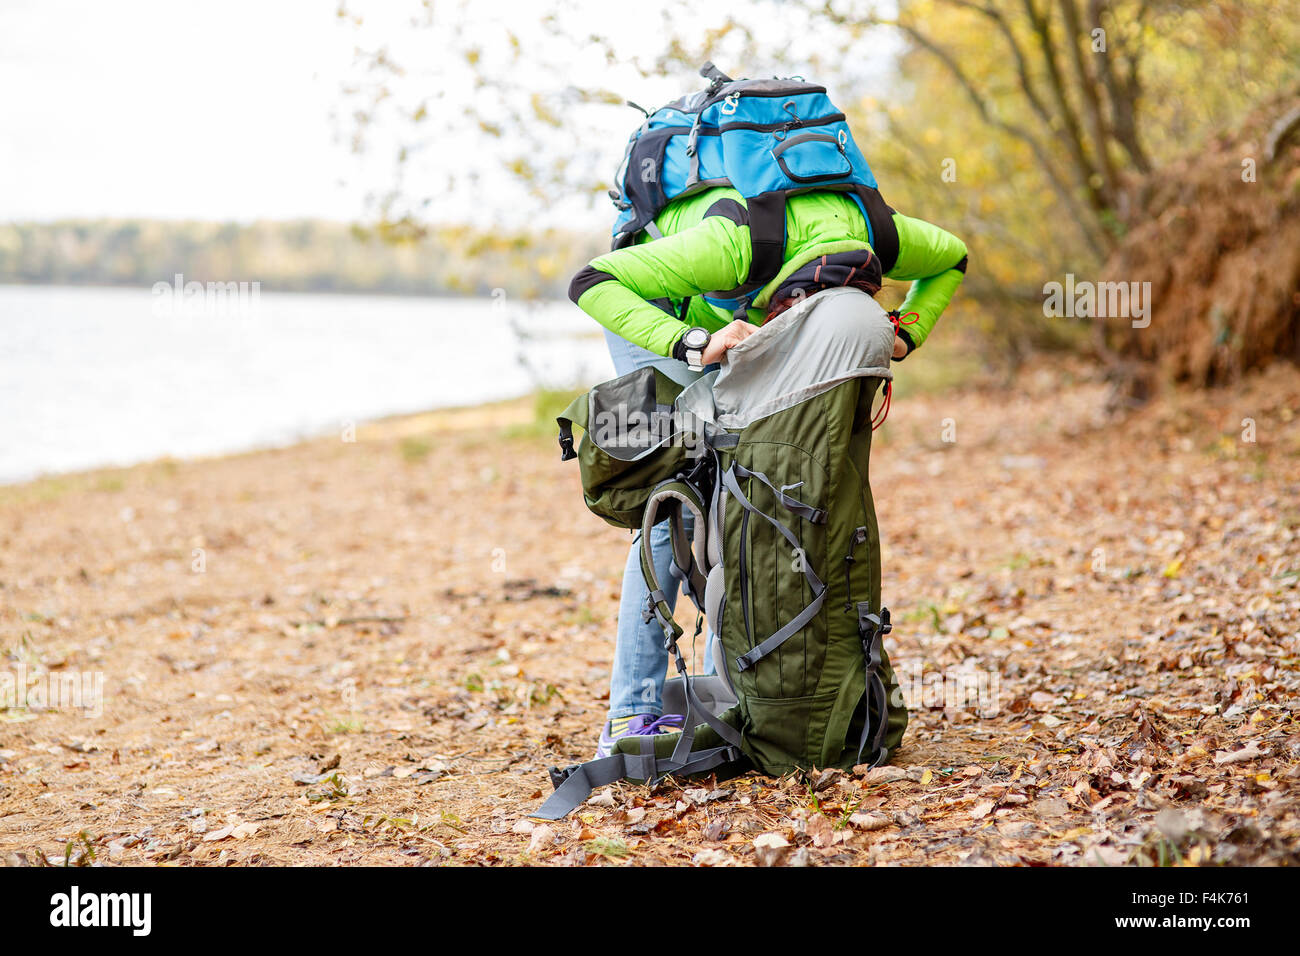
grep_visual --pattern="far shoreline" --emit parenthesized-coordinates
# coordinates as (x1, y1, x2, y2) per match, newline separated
(0, 393, 548, 505)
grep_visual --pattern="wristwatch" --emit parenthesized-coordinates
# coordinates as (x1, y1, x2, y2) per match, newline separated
(674, 327, 711, 370)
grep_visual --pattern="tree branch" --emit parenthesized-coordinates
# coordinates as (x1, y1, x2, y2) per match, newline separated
(1091, 0, 1151, 172)
(887, 16, 1109, 258)
(1020, 0, 1111, 219)
(1058, 0, 1120, 201)
(936, 0, 1055, 131)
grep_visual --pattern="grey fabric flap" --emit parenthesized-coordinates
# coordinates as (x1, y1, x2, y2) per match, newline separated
(709, 288, 894, 430)
(662, 674, 737, 719)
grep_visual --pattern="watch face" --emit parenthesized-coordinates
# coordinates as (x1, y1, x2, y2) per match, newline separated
(684, 328, 709, 349)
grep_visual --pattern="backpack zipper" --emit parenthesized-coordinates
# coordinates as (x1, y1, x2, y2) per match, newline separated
(717, 112, 844, 134)
(633, 112, 844, 141)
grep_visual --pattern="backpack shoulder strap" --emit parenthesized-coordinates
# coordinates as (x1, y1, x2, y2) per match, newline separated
(854, 185, 900, 275)
(703, 191, 788, 321)
(533, 738, 741, 821)
(745, 191, 788, 291)
(639, 476, 710, 634)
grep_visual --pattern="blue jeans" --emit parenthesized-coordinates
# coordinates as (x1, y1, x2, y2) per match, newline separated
(603, 329, 716, 719)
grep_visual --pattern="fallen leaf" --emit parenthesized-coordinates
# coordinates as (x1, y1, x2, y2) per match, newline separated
(1213, 742, 1267, 765)
(692, 848, 737, 867)
(787, 847, 814, 867)
(702, 817, 728, 842)
(857, 765, 910, 784)
(1035, 798, 1069, 818)
(1154, 809, 1191, 841)
(811, 769, 839, 792)
(753, 832, 790, 867)
(1087, 845, 1130, 866)
(528, 824, 556, 854)
(848, 812, 890, 831)
(806, 813, 835, 848)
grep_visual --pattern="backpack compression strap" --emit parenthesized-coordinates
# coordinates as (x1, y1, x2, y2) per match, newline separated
(855, 605, 892, 766)
(720, 463, 829, 672)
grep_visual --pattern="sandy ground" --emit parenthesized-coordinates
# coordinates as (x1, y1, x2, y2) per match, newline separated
(1, 359, 1297, 867)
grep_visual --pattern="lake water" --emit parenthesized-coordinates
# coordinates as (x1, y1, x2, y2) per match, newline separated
(0, 284, 615, 484)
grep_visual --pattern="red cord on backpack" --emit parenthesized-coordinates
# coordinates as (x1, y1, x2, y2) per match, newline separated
(871, 382, 892, 431)
(872, 311, 919, 431)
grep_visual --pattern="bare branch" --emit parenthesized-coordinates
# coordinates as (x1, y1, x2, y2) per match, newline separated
(1265, 104, 1300, 164)
(1020, 0, 1111, 217)
(1058, 0, 1120, 200)
(887, 16, 1109, 257)
(1091, 0, 1151, 172)
(936, 0, 1055, 131)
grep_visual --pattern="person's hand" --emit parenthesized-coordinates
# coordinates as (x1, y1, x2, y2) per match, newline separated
(892, 334, 909, 359)
(702, 319, 755, 364)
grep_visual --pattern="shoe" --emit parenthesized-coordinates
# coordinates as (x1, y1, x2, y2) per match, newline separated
(595, 713, 684, 759)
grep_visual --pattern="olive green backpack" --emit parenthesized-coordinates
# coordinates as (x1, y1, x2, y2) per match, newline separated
(537, 289, 908, 819)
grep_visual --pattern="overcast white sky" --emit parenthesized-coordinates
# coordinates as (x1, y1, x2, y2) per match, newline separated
(0, 0, 375, 222)
(0, 0, 897, 228)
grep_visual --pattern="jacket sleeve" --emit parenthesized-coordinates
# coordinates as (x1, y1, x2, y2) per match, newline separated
(885, 213, 968, 356)
(568, 215, 750, 358)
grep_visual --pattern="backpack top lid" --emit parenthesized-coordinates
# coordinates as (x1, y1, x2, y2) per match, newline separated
(608, 62, 880, 249)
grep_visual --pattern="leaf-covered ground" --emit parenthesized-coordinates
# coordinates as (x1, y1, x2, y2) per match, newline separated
(1, 360, 1297, 866)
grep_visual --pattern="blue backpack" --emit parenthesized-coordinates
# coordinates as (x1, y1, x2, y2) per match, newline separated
(608, 62, 899, 317)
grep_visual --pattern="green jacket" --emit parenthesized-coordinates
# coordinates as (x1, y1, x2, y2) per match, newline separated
(569, 186, 967, 359)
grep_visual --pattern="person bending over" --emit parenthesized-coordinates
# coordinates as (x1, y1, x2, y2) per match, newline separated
(569, 183, 967, 757)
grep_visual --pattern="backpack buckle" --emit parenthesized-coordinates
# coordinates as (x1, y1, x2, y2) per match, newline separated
(686, 122, 701, 157)
(856, 604, 892, 651)
(698, 60, 732, 95)
(548, 763, 580, 790)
